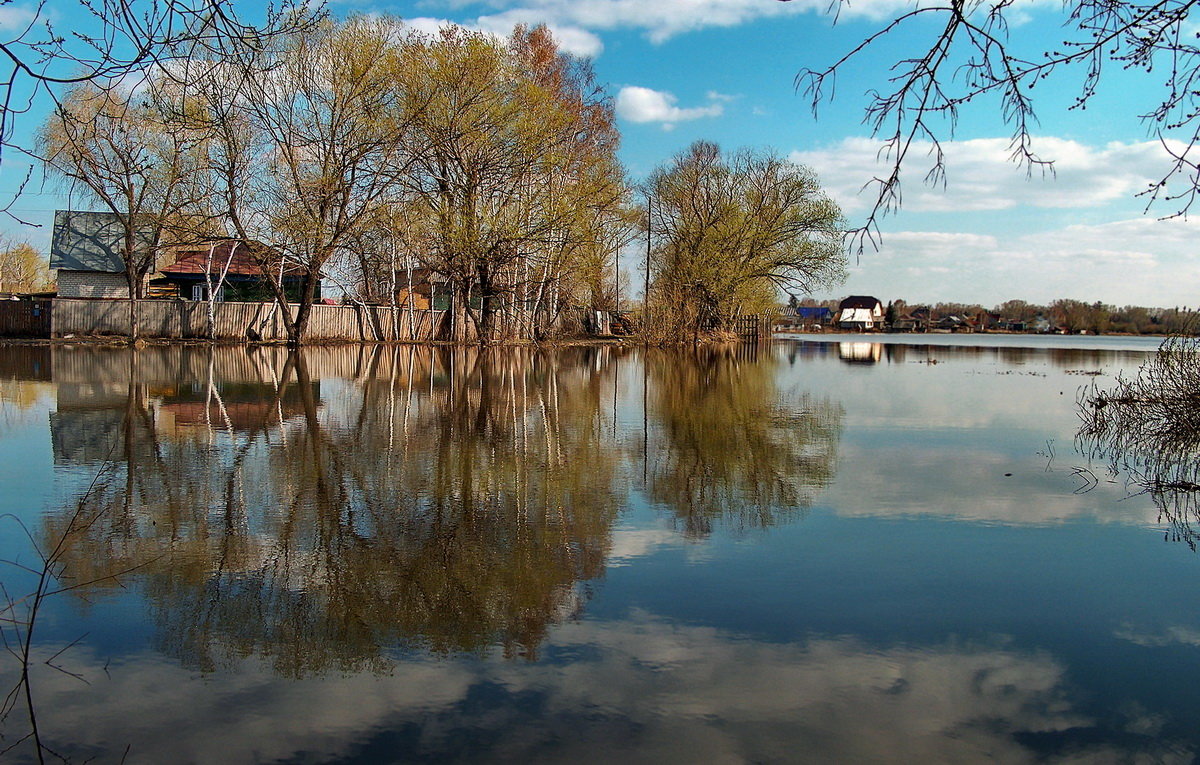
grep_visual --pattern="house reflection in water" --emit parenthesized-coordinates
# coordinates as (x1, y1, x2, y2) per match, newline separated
(838, 342, 883, 364)
(155, 381, 315, 434)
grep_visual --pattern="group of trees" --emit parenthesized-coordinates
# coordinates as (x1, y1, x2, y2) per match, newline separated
(800, 296, 1196, 335)
(39, 19, 632, 345)
(37, 14, 846, 346)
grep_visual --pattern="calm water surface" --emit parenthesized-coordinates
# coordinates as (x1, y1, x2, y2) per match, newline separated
(0, 336, 1196, 763)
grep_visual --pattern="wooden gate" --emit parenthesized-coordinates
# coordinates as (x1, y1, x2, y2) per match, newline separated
(0, 299, 52, 338)
(733, 314, 770, 343)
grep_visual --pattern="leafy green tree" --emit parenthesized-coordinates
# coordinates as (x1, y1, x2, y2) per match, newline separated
(644, 141, 845, 342)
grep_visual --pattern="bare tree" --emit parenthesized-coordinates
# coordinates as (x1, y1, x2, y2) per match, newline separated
(0, 0, 320, 220)
(185, 17, 422, 346)
(789, 0, 1200, 247)
(40, 82, 207, 340)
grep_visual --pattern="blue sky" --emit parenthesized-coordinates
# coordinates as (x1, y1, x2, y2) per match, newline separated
(3, 0, 1195, 308)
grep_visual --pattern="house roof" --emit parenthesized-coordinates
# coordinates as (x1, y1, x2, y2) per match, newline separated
(839, 295, 882, 310)
(50, 210, 155, 273)
(159, 241, 295, 278)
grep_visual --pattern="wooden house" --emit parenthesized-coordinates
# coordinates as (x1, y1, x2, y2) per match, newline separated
(153, 241, 312, 303)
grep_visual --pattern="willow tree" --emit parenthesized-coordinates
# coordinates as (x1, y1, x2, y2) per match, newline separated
(401, 26, 628, 343)
(644, 141, 845, 343)
(40, 82, 206, 340)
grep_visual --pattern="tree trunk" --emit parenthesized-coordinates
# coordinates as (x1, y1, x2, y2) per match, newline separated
(127, 271, 141, 343)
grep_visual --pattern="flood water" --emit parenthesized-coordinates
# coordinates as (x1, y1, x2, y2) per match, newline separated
(1, 335, 1198, 763)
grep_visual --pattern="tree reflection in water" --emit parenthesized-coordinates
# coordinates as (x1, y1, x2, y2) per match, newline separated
(31, 343, 842, 679)
(1078, 335, 1200, 547)
(42, 346, 633, 674)
(644, 345, 843, 538)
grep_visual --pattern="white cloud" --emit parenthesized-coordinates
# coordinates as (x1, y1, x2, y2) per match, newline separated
(0, 4, 38, 33)
(810, 216, 1200, 306)
(790, 135, 1200, 306)
(411, 0, 1062, 45)
(615, 86, 724, 128)
(790, 136, 1175, 214)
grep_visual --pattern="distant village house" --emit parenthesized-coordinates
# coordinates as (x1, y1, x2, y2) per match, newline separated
(837, 296, 884, 331)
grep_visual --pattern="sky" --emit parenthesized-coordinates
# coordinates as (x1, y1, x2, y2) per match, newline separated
(2, 0, 1197, 309)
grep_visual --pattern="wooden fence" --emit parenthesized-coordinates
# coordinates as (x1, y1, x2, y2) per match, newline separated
(37, 299, 446, 342)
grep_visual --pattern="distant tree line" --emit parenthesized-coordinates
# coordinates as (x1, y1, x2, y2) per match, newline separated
(798, 296, 1197, 335)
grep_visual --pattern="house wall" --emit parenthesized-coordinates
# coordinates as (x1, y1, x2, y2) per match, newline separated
(839, 308, 879, 326)
(57, 270, 131, 299)
(49, 298, 447, 342)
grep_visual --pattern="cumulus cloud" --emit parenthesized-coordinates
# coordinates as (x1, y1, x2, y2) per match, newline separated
(615, 86, 724, 128)
(790, 136, 1174, 214)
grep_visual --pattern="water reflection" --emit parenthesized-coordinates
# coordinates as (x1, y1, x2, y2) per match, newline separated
(41, 348, 621, 671)
(838, 342, 882, 364)
(5, 622, 1184, 763)
(644, 346, 843, 537)
(24, 344, 843, 677)
(1078, 335, 1200, 548)
(4, 340, 1200, 761)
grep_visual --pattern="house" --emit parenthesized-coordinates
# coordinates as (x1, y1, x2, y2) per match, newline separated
(934, 314, 970, 332)
(153, 240, 313, 302)
(50, 210, 155, 298)
(392, 268, 452, 311)
(837, 295, 884, 331)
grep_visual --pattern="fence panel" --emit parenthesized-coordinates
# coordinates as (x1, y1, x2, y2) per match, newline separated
(46, 298, 445, 342)
(0, 299, 52, 338)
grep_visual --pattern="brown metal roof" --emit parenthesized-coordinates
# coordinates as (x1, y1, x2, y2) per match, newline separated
(159, 241, 293, 277)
